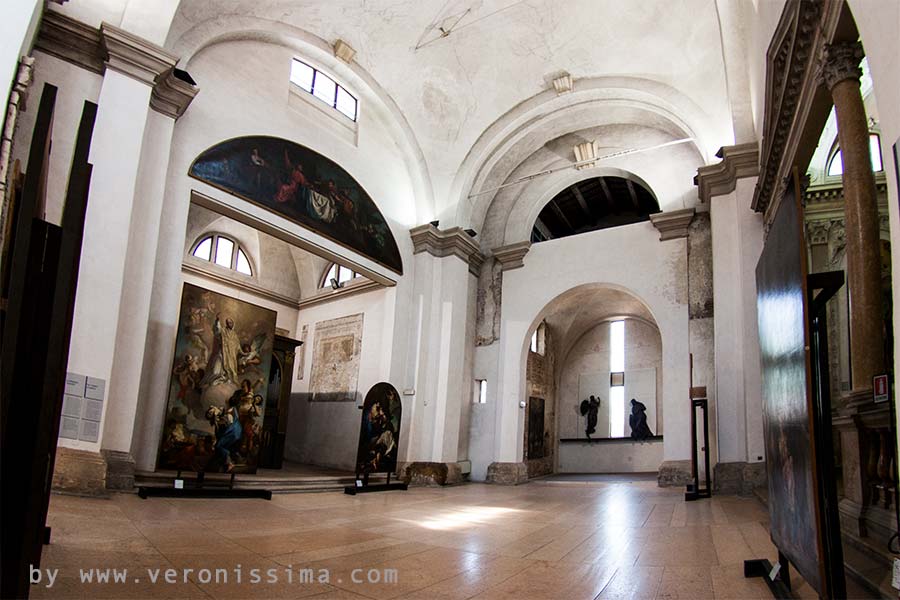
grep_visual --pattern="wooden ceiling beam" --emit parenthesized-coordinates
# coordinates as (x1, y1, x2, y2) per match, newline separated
(571, 183, 592, 219)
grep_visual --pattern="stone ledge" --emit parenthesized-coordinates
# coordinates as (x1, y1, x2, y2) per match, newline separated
(399, 461, 464, 486)
(693, 142, 759, 205)
(657, 460, 691, 487)
(52, 447, 108, 497)
(713, 461, 766, 495)
(486, 461, 528, 485)
(649, 208, 695, 241)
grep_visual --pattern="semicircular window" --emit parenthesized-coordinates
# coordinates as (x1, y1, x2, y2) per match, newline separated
(530, 176, 659, 243)
(189, 136, 403, 274)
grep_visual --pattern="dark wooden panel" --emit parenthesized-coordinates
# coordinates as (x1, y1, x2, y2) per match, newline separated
(755, 175, 824, 594)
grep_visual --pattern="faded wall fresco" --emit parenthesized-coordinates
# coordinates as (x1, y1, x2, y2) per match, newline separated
(309, 314, 363, 402)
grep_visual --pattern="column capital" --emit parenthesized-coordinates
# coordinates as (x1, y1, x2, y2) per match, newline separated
(491, 241, 531, 271)
(819, 41, 864, 91)
(649, 208, 695, 241)
(410, 224, 485, 275)
(100, 22, 177, 86)
(150, 69, 199, 119)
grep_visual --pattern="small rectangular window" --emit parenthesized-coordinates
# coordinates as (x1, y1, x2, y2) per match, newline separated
(214, 237, 234, 268)
(338, 265, 353, 283)
(313, 71, 337, 106)
(290, 60, 314, 92)
(474, 379, 487, 404)
(336, 86, 358, 120)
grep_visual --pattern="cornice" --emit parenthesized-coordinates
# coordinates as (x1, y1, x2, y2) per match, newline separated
(100, 22, 177, 86)
(694, 142, 759, 204)
(150, 68, 199, 119)
(491, 241, 531, 271)
(649, 208, 696, 241)
(34, 9, 105, 74)
(410, 224, 485, 275)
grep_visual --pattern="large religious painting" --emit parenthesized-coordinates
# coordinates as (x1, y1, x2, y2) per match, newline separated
(355, 383, 402, 475)
(309, 314, 363, 402)
(189, 136, 403, 274)
(755, 177, 824, 593)
(157, 283, 277, 474)
(527, 397, 545, 459)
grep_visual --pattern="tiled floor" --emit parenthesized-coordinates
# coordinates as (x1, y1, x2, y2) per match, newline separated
(32, 480, 828, 599)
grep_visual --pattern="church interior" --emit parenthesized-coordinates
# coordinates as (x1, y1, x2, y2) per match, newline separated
(1, 0, 899, 598)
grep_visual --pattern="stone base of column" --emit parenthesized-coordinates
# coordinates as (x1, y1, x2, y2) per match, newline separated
(526, 456, 553, 479)
(52, 447, 108, 497)
(101, 449, 135, 491)
(486, 461, 528, 485)
(398, 462, 464, 486)
(657, 460, 692, 487)
(713, 461, 767, 495)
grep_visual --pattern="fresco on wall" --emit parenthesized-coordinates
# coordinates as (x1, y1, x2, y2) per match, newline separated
(309, 313, 363, 402)
(189, 136, 403, 274)
(157, 283, 276, 474)
(355, 382, 402, 475)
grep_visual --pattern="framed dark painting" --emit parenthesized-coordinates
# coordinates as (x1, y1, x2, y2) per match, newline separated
(189, 136, 403, 274)
(355, 382, 402, 475)
(157, 283, 277, 474)
(755, 174, 825, 594)
(527, 397, 545, 459)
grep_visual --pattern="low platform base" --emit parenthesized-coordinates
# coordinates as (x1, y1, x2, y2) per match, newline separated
(344, 482, 408, 495)
(137, 486, 272, 500)
(744, 558, 792, 599)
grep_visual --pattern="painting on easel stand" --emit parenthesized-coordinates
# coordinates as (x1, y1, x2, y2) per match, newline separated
(157, 283, 277, 474)
(355, 382, 402, 475)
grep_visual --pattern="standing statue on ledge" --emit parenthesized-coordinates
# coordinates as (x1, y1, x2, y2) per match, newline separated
(580, 395, 601, 441)
(629, 398, 654, 441)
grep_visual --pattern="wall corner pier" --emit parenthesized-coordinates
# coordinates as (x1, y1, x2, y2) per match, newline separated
(410, 223, 485, 275)
(100, 449, 135, 491)
(485, 461, 528, 485)
(399, 461, 465, 486)
(694, 142, 760, 206)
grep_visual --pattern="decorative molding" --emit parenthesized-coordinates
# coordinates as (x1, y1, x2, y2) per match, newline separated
(100, 22, 177, 86)
(694, 142, 759, 204)
(491, 241, 531, 271)
(150, 68, 199, 119)
(410, 223, 485, 275)
(649, 208, 695, 241)
(333, 39, 356, 63)
(551, 72, 573, 95)
(573, 140, 596, 170)
(182, 260, 382, 310)
(752, 0, 838, 217)
(35, 11, 198, 120)
(819, 41, 863, 91)
(34, 9, 105, 74)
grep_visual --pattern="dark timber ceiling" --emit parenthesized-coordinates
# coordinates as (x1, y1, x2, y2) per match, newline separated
(530, 176, 659, 243)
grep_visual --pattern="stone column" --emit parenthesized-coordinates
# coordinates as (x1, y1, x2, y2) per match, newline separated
(402, 224, 482, 485)
(821, 41, 883, 393)
(100, 69, 197, 490)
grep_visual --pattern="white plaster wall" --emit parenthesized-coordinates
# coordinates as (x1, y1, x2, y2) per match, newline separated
(476, 221, 690, 477)
(283, 287, 392, 471)
(558, 440, 664, 473)
(11, 52, 103, 224)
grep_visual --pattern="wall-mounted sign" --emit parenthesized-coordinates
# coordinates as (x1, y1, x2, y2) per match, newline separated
(874, 374, 889, 404)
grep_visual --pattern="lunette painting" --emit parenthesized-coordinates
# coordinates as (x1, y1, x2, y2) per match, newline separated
(189, 135, 403, 274)
(354, 382, 402, 475)
(157, 283, 277, 474)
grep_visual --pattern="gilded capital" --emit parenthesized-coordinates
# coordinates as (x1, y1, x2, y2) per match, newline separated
(819, 41, 864, 91)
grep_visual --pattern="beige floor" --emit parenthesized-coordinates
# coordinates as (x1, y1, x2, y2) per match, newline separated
(33, 480, 827, 599)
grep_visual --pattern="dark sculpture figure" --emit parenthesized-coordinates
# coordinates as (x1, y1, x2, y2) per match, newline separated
(579, 395, 601, 440)
(629, 398, 654, 441)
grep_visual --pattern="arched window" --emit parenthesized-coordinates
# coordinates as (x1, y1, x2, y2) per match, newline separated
(827, 133, 883, 176)
(191, 234, 253, 276)
(290, 59, 358, 121)
(321, 263, 360, 289)
(530, 322, 547, 355)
